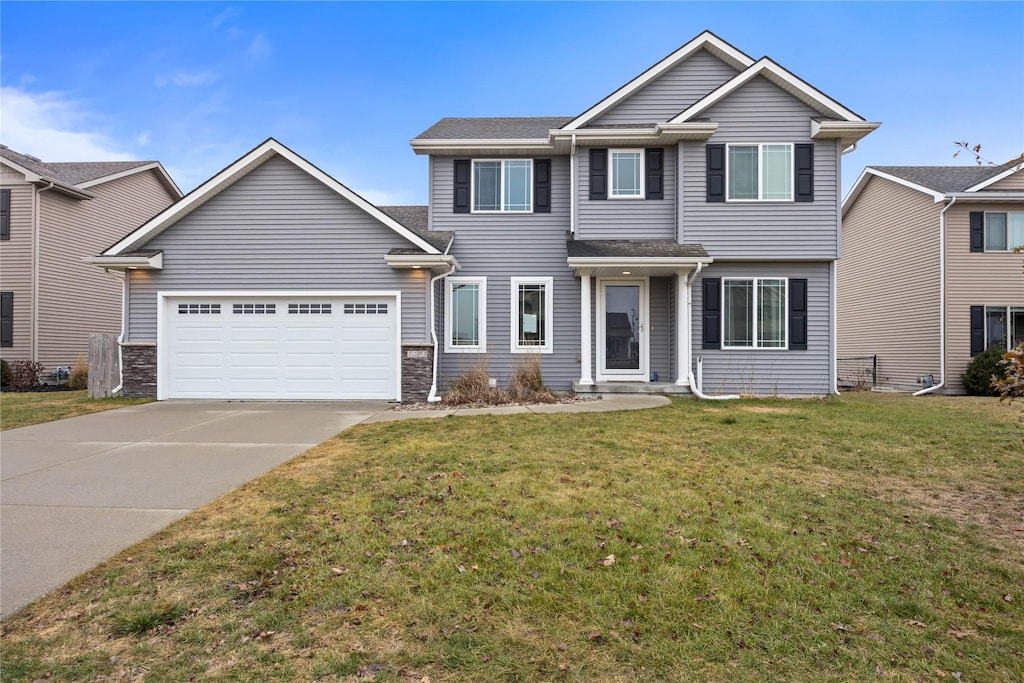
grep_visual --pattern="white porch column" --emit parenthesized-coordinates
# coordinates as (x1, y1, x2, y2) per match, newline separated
(579, 269, 594, 385)
(675, 269, 690, 386)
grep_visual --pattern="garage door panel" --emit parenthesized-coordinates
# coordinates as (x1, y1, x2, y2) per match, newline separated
(165, 295, 398, 400)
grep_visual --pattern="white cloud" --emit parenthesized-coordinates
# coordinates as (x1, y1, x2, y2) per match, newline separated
(0, 86, 131, 161)
(155, 70, 219, 88)
(247, 32, 273, 59)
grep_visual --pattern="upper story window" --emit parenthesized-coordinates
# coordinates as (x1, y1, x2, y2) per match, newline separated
(723, 277, 788, 349)
(728, 144, 793, 201)
(445, 277, 486, 353)
(985, 212, 1024, 251)
(473, 160, 532, 212)
(610, 150, 643, 198)
(511, 277, 553, 353)
(1, 189, 11, 240)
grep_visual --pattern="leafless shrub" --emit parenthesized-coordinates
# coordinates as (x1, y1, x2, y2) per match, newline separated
(507, 355, 557, 403)
(69, 356, 89, 390)
(8, 360, 45, 390)
(442, 359, 503, 406)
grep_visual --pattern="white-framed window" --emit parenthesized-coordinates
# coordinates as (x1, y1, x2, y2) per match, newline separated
(445, 277, 486, 352)
(472, 160, 532, 212)
(510, 277, 553, 353)
(610, 149, 643, 198)
(986, 306, 1024, 349)
(722, 278, 788, 349)
(985, 212, 1024, 252)
(727, 144, 793, 201)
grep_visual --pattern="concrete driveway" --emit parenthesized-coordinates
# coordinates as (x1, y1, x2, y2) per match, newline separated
(0, 400, 389, 618)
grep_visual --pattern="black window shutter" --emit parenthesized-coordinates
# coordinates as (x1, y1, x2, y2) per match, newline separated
(970, 305, 985, 355)
(645, 148, 664, 200)
(788, 278, 808, 350)
(706, 144, 725, 202)
(969, 212, 984, 252)
(0, 189, 10, 240)
(702, 277, 721, 349)
(795, 144, 814, 202)
(453, 160, 471, 213)
(0, 291, 12, 347)
(589, 148, 607, 200)
(533, 159, 551, 213)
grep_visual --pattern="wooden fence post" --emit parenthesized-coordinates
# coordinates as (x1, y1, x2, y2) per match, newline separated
(88, 334, 119, 398)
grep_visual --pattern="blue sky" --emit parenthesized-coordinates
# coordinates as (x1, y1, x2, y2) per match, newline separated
(1, 1, 1021, 203)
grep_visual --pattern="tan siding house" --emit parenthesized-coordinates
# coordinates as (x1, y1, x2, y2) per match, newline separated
(838, 164, 1024, 393)
(0, 145, 181, 375)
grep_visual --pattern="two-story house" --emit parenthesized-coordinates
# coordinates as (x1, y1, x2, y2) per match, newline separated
(91, 31, 878, 400)
(1, 145, 181, 376)
(838, 164, 1024, 393)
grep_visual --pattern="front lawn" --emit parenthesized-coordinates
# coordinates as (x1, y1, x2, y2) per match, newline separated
(0, 390, 152, 430)
(1, 393, 1021, 681)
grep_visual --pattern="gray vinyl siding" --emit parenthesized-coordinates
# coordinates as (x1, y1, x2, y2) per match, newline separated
(577, 146, 677, 240)
(681, 77, 840, 259)
(37, 170, 176, 369)
(127, 155, 429, 344)
(648, 277, 674, 381)
(430, 155, 582, 390)
(0, 180, 34, 363)
(591, 49, 740, 126)
(692, 261, 832, 396)
(986, 172, 1024, 191)
(837, 176, 940, 390)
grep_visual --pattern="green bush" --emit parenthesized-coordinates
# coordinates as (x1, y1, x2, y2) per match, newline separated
(0, 358, 9, 387)
(961, 345, 1007, 396)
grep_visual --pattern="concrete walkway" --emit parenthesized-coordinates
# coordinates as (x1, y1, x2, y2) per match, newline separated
(0, 394, 668, 618)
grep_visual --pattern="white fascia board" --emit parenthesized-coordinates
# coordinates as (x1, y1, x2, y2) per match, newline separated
(550, 122, 718, 145)
(964, 164, 1024, 191)
(811, 120, 881, 147)
(561, 31, 755, 131)
(106, 138, 439, 256)
(85, 252, 163, 270)
(567, 256, 713, 274)
(672, 58, 864, 124)
(0, 157, 42, 182)
(78, 162, 184, 199)
(409, 138, 553, 155)
(942, 192, 1024, 202)
(842, 167, 944, 217)
(385, 253, 461, 272)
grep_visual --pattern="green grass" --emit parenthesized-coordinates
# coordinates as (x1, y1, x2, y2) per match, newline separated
(1, 393, 1021, 681)
(0, 390, 152, 430)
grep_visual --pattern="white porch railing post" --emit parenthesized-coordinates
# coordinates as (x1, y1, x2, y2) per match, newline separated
(675, 269, 689, 385)
(579, 270, 594, 385)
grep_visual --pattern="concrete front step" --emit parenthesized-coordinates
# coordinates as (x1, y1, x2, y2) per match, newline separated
(573, 382, 693, 395)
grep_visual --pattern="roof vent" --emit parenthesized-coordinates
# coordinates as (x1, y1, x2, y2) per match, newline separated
(25, 154, 42, 162)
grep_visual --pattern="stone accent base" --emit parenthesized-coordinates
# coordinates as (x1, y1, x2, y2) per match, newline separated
(121, 343, 157, 398)
(401, 343, 434, 402)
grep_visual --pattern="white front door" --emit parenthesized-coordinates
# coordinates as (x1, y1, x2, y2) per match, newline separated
(598, 279, 648, 381)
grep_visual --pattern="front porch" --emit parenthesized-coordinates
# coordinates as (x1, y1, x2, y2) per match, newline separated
(573, 381, 693, 395)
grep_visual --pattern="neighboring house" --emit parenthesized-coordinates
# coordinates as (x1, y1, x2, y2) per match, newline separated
(838, 164, 1024, 393)
(0, 146, 181, 375)
(92, 31, 878, 401)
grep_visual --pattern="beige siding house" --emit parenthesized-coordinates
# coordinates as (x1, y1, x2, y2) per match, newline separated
(0, 146, 181, 375)
(838, 164, 1024, 393)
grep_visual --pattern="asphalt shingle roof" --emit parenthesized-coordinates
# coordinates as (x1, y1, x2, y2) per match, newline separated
(873, 165, 1012, 194)
(566, 239, 709, 259)
(414, 117, 572, 140)
(378, 205, 453, 253)
(0, 145, 155, 186)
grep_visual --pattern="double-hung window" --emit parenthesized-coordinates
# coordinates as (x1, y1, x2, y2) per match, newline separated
(727, 144, 793, 201)
(445, 277, 486, 352)
(984, 212, 1024, 252)
(723, 278, 787, 349)
(610, 150, 643, 198)
(473, 160, 532, 212)
(985, 306, 1024, 350)
(511, 277, 553, 353)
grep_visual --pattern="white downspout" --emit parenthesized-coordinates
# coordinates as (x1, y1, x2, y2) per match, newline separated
(31, 182, 54, 363)
(570, 134, 577, 236)
(914, 195, 956, 396)
(685, 264, 740, 400)
(105, 268, 127, 395)
(427, 264, 457, 402)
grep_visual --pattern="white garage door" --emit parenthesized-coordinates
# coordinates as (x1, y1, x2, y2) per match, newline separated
(163, 295, 398, 400)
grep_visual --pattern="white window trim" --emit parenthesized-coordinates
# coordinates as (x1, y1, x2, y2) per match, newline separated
(721, 277, 790, 350)
(510, 276, 554, 354)
(983, 211, 1024, 253)
(470, 159, 533, 214)
(609, 149, 645, 199)
(725, 143, 794, 203)
(445, 276, 487, 353)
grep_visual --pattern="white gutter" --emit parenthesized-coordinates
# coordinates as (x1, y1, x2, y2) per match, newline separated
(426, 264, 458, 402)
(105, 269, 127, 395)
(684, 264, 739, 400)
(570, 134, 577, 236)
(31, 182, 54, 363)
(914, 195, 957, 396)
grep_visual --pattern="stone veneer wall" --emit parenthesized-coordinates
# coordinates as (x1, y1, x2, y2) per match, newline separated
(401, 343, 434, 402)
(121, 343, 157, 398)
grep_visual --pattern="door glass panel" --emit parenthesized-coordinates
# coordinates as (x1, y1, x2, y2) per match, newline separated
(605, 285, 640, 370)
